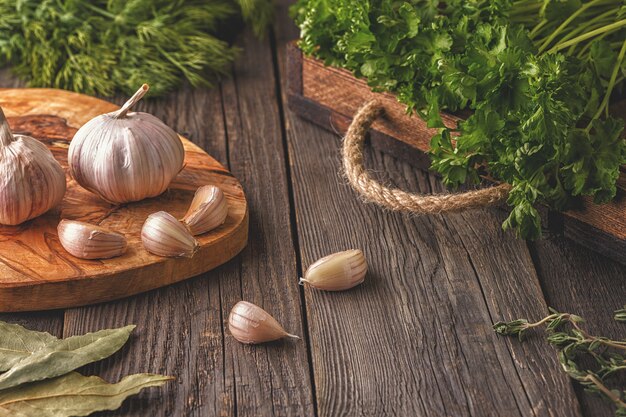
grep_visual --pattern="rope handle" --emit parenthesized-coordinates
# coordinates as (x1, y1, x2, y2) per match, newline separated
(341, 99, 511, 214)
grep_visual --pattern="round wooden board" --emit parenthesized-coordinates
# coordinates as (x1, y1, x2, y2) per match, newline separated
(0, 89, 248, 312)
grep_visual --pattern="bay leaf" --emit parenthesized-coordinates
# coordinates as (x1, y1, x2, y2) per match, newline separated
(0, 321, 58, 372)
(0, 371, 173, 417)
(0, 325, 135, 390)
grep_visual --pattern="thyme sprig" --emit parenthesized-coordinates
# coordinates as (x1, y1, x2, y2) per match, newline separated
(495, 306, 626, 416)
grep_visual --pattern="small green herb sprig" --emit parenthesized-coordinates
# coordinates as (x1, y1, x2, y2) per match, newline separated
(293, 0, 626, 239)
(495, 306, 626, 415)
(0, 0, 274, 97)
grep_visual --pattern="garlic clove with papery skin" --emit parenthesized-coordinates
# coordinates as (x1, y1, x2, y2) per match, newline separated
(0, 106, 66, 226)
(181, 185, 228, 235)
(300, 249, 367, 291)
(228, 301, 300, 345)
(68, 84, 185, 204)
(141, 211, 199, 258)
(57, 220, 127, 260)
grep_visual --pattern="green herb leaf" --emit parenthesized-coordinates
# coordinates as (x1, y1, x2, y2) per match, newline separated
(0, 322, 58, 372)
(0, 372, 173, 417)
(0, 325, 135, 390)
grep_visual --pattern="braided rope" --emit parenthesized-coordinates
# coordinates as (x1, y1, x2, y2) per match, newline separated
(342, 99, 511, 214)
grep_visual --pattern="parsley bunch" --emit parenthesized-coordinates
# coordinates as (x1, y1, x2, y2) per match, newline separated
(0, 0, 274, 97)
(293, 0, 626, 239)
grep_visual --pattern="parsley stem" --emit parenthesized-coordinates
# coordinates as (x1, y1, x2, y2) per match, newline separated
(589, 38, 626, 123)
(549, 18, 626, 53)
(575, 30, 611, 58)
(510, 1, 542, 15)
(559, 8, 618, 54)
(538, 0, 608, 53)
(528, 19, 547, 40)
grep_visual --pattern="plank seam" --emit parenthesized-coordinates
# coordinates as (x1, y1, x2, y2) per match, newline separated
(271, 26, 319, 417)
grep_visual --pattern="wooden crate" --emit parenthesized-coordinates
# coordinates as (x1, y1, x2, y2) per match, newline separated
(286, 43, 626, 265)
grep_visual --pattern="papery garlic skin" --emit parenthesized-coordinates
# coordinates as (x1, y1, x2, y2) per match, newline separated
(0, 107, 66, 226)
(228, 301, 300, 345)
(68, 84, 184, 204)
(141, 211, 199, 258)
(58, 220, 127, 260)
(300, 249, 367, 291)
(182, 185, 228, 235)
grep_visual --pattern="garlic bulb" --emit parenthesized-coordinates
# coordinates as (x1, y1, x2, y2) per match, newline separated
(58, 220, 127, 260)
(0, 107, 66, 226)
(141, 211, 199, 258)
(68, 84, 184, 204)
(300, 249, 367, 291)
(181, 185, 228, 235)
(228, 301, 300, 345)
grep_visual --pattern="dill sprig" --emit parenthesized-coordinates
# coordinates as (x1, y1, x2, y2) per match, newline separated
(0, 0, 274, 97)
(237, 0, 275, 37)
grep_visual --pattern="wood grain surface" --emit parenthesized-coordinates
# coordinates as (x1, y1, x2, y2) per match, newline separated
(0, 89, 248, 311)
(0, 1, 623, 416)
(287, 47, 626, 266)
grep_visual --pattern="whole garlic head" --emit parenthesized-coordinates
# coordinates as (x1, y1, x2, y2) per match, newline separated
(0, 107, 66, 225)
(68, 84, 185, 204)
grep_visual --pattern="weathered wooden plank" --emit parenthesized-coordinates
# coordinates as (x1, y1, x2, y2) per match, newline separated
(529, 237, 626, 417)
(283, 113, 585, 417)
(287, 47, 626, 266)
(218, 28, 316, 417)
(276, 7, 584, 416)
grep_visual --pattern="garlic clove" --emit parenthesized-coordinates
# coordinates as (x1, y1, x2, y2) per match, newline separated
(228, 301, 300, 345)
(141, 211, 199, 258)
(0, 107, 66, 226)
(68, 84, 185, 204)
(181, 185, 228, 235)
(300, 249, 367, 291)
(57, 220, 127, 260)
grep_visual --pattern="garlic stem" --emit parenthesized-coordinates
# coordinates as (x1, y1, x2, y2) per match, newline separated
(114, 84, 150, 119)
(0, 107, 15, 146)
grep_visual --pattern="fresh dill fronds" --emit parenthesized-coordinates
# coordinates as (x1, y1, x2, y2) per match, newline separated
(0, 0, 274, 97)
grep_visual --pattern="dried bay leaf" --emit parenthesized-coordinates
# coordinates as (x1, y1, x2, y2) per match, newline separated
(0, 372, 173, 417)
(0, 322, 58, 372)
(0, 325, 135, 390)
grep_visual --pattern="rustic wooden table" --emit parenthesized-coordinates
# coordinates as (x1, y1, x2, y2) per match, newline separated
(1, 3, 624, 417)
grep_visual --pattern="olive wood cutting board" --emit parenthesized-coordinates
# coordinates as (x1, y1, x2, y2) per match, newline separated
(286, 43, 626, 265)
(0, 88, 248, 312)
